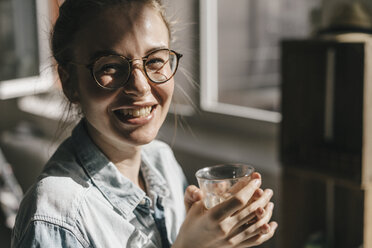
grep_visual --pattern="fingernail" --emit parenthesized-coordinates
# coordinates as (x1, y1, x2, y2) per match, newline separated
(257, 207, 264, 215)
(262, 224, 270, 234)
(253, 172, 261, 179)
(272, 222, 279, 230)
(254, 179, 261, 186)
(192, 190, 198, 200)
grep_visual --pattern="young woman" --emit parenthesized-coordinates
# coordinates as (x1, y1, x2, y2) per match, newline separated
(12, 0, 277, 247)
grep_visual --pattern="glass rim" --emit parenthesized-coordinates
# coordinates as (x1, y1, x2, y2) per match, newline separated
(195, 163, 255, 181)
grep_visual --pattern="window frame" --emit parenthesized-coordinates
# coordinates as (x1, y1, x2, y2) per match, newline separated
(199, 0, 282, 124)
(0, 0, 54, 100)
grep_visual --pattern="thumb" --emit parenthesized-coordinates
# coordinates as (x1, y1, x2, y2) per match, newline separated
(184, 185, 203, 213)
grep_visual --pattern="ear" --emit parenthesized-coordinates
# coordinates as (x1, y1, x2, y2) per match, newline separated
(58, 65, 79, 103)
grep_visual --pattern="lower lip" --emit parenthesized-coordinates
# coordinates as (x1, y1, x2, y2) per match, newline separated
(114, 106, 156, 126)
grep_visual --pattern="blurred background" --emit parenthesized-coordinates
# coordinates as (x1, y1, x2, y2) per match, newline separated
(0, 0, 372, 247)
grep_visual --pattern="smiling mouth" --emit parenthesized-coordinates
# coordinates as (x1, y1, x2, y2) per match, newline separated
(113, 106, 154, 120)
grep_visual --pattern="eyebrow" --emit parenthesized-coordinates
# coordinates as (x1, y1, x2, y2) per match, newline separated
(88, 46, 170, 62)
(88, 50, 122, 62)
(144, 46, 169, 55)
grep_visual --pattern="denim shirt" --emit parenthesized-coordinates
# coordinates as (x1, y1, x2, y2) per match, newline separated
(11, 120, 188, 248)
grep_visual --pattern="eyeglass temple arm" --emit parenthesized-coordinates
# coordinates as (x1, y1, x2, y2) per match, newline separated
(154, 59, 170, 73)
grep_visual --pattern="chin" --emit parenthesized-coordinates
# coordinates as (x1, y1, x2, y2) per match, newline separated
(119, 129, 159, 147)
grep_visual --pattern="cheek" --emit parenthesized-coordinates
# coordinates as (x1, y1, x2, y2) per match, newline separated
(76, 72, 116, 115)
(155, 81, 174, 106)
(78, 72, 113, 100)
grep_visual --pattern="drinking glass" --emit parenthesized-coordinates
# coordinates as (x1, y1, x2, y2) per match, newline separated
(195, 164, 255, 209)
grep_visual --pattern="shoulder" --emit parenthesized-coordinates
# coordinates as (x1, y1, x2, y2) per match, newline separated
(32, 137, 92, 216)
(13, 163, 91, 231)
(13, 139, 93, 246)
(12, 220, 87, 248)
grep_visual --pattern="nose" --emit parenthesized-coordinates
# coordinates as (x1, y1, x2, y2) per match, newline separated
(122, 61, 151, 97)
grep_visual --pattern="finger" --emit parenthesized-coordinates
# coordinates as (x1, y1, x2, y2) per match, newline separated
(253, 188, 264, 200)
(226, 202, 269, 236)
(237, 221, 278, 248)
(255, 207, 265, 220)
(246, 188, 273, 214)
(229, 188, 263, 220)
(219, 210, 257, 237)
(260, 223, 271, 234)
(208, 178, 262, 221)
(184, 185, 203, 213)
(251, 172, 261, 180)
(245, 188, 264, 208)
(186, 199, 207, 219)
(243, 202, 274, 234)
(224, 207, 258, 235)
(227, 191, 271, 231)
(229, 187, 263, 218)
(227, 221, 271, 245)
(250, 188, 264, 203)
(232, 188, 270, 219)
(228, 172, 261, 195)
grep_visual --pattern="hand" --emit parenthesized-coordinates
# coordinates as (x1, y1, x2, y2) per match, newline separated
(184, 185, 203, 213)
(174, 173, 278, 248)
(184, 177, 266, 213)
(184, 173, 265, 212)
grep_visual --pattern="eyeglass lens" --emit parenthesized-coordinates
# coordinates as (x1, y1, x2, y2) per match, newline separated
(92, 49, 178, 89)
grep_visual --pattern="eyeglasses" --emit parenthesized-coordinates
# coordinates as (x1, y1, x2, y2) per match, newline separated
(71, 48, 183, 90)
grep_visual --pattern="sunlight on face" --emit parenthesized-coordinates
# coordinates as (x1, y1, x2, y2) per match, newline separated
(72, 3, 174, 151)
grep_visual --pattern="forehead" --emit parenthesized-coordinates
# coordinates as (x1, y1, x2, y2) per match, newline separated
(73, 3, 170, 61)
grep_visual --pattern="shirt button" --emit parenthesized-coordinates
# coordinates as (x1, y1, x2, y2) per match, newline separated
(139, 198, 146, 205)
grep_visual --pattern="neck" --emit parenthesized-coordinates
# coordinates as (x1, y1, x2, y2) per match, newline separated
(85, 121, 144, 189)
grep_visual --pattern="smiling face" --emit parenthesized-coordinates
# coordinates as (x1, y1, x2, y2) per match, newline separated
(68, 3, 174, 150)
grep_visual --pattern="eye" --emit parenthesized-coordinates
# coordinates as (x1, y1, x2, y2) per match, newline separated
(146, 58, 165, 70)
(100, 64, 121, 74)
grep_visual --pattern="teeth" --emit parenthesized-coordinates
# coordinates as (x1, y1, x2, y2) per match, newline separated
(120, 106, 152, 117)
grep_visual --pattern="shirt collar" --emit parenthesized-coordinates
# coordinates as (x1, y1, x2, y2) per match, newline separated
(71, 120, 170, 218)
(140, 158, 170, 205)
(71, 120, 145, 219)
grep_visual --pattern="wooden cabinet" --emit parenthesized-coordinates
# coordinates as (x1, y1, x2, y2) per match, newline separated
(280, 36, 372, 247)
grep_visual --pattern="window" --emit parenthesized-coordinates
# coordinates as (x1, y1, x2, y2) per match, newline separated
(200, 0, 323, 123)
(0, 0, 54, 99)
